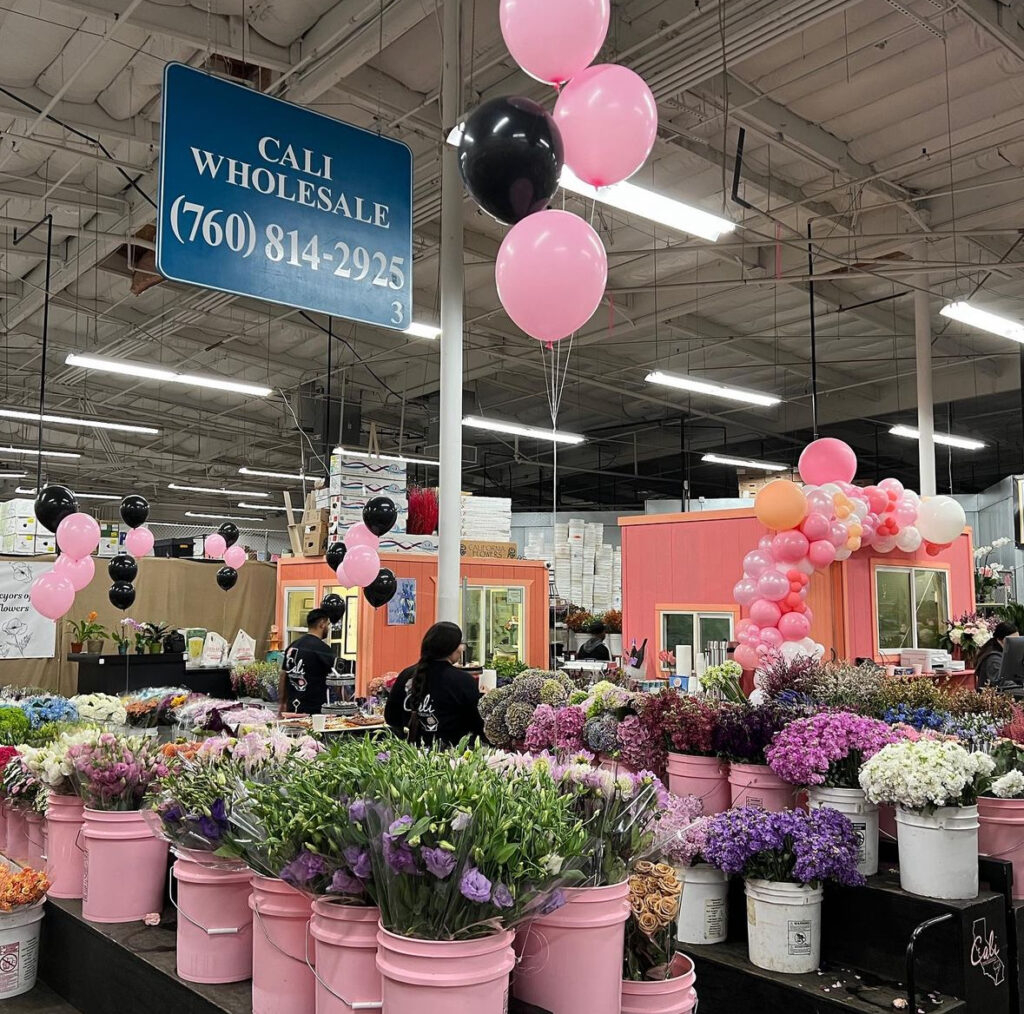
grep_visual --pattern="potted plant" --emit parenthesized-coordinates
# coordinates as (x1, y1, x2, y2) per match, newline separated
(144, 621, 169, 654)
(603, 609, 623, 656)
(67, 612, 105, 654)
(565, 609, 595, 651)
(703, 805, 863, 974)
(977, 738, 1024, 900)
(713, 703, 799, 811)
(766, 711, 899, 876)
(974, 539, 1011, 602)
(859, 738, 994, 899)
(111, 620, 132, 656)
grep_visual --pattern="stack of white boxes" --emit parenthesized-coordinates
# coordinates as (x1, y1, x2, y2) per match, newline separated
(523, 519, 622, 611)
(329, 453, 409, 537)
(459, 495, 512, 543)
(0, 499, 56, 555)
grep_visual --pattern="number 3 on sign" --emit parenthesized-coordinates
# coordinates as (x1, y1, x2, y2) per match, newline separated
(391, 301, 404, 325)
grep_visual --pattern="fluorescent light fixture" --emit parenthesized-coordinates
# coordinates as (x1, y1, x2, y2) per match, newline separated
(702, 453, 788, 472)
(403, 322, 441, 340)
(238, 501, 285, 511)
(238, 467, 319, 482)
(150, 519, 277, 532)
(185, 511, 265, 522)
(16, 486, 120, 500)
(168, 483, 268, 497)
(462, 415, 586, 445)
(333, 446, 440, 468)
(939, 301, 1024, 343)
(0, 471, 28, 479)
(65, 353, 273, 397)
(645, 371, 781, 407)
(0, 408, 158, 435)
(0, 446, 81, 458)
(445, 127, 734, 242)
(889, 425, 985, 451)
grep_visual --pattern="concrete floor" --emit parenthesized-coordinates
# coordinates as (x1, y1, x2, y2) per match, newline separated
(6, 982, 80, 1013)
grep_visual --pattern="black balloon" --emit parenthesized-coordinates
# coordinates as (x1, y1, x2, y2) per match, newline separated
(362, 497, 398, 538)
(218, 522, 240, 548)
(119, 494, 150, 529)
(458, 96, 563, 225)
(321, 593, 346, 625)
(35, 485, 78, 534)
(216, 566, 238, 591)
(363, 568, 398, 608)
(325, 542, 347, 573)
(109, 581, 136, 610)
(108, 554, 138, 583)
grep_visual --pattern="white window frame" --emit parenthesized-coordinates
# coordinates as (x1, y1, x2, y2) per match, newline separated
(283, 584, 317, 646)
(875, 565, 951, 654)
(659, 610, 735, 665)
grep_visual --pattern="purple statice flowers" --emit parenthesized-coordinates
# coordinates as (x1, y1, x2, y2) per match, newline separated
(703, 805, 864, 887)
(766, 711, 899, 787)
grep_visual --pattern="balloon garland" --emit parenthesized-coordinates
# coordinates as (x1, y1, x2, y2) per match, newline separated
(733, 438, 967, 669)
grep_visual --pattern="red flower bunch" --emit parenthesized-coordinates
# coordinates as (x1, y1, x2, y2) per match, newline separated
(634, 692, 721, 775)
(0, 745, 18, 774)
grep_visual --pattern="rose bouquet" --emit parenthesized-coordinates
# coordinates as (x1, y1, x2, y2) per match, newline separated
(19, 695, 78, 729)
(68, 732, 172, 810)
(71, 693, 127, 726)
(859, 739, 995, 812)
(0, 865, 50, 911)
(0, 705, 31, 745)
(766, 712, 899, 787)
(703, 805, 864, 887)
(623, 861, 683, 981)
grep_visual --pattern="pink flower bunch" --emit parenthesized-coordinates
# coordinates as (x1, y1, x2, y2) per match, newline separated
(766, 711, 899, 788)
(554, 706, 586, 753)
(617, 714, 660, 773)
(524, 704, 557, 752)
(68, 732, 170, 810)
(649, 794, 706, 865)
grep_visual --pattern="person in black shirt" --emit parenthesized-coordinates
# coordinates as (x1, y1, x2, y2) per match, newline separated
(385, 621, 485, 747)
(278, 609, 337, 715)
(576, 621, 611, 661)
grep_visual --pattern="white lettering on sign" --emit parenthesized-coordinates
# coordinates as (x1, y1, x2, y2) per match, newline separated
(970, 918, 1005, 987)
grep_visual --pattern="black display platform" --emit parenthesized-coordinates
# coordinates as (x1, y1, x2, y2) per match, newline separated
(69, 655, 232, 698)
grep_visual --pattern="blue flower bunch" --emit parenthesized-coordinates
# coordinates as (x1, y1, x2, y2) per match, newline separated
(941, 712, 999, 751)
(19, 695, 78, 729)
(882, 703, 948, 731)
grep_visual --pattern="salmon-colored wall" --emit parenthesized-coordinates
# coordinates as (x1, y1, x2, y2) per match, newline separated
(618, 508, 973, 666)
(277, 554, 549, 692)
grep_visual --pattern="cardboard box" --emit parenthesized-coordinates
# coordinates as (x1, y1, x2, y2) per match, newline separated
(459, 540, 517, 559)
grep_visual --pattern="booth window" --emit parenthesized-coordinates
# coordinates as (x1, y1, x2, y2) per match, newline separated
(659, 611, 734, 663)
(284, 586, 317, 645)
(876, 566, 949, 652)
(461, 585, 525, 666)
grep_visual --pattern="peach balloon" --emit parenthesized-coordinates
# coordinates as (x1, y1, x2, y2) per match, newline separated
(754, 480, 808, 532)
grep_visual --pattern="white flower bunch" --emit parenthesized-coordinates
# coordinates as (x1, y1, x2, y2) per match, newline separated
(975, 630, 992, 648)
(71, 693, 127, 725)
(991, 769, 1024, 799)
(20, 728, 104, 792)
(975, 545, 992, 559)
(859, 739, 995, 811)
(993, 537, 1012, 549)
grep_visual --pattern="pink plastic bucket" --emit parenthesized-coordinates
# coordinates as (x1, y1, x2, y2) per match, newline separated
(667, 754, 730, 815)
(5, 808, 28, 864)
(728, 763, 800, 811)
(0, 800, 8, 853)
(979, 796, 1024, 900)
(621, 954, 698, 1014)
(514, 881, 631, 1014)
(250, 875, 315, 1014)
(377, 926, 514, 1014)
(82, 808, 169, 923)
(45, 794, 85, 899)
(25, 813, 45, 867)
(309, 900, 381, 1014)
(172, 854, 253, 983)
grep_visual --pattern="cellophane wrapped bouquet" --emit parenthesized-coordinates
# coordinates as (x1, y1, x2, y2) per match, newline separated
(0, 866, 50, 911)
(2, 753, 42, 813)
(67, 732, 173, 810)
(19, 695, 78, 729)
(623, 861, 685, 982)
(20, 728, 104, 796)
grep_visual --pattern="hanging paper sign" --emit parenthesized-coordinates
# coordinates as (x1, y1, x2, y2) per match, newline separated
(0, 562, 57, 659)
(157, 63, 413, 329)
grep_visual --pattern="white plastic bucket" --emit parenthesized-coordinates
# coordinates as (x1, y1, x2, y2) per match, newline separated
(0, 901, 45, 999)
(895, 806, 978, 900)
(675, 864, 728, 945)
(744, 879, 822, 974)
(807, 786, 879, 876)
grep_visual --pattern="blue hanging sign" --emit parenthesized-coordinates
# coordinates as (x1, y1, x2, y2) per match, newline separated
(156, 63, 413, 330)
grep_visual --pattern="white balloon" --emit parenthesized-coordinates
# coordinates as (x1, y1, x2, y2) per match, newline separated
(834, 546, 853, 561)
(851, 499, 869, 519)
(917, 495, 966, 544)
(796, 558, 815, 576)
(874, 534, 897, 553)
(819, 483, 841, 498)
(895, 526, 923, 553)
(903, 489, 920, 505)
(780, 641, 802, 661)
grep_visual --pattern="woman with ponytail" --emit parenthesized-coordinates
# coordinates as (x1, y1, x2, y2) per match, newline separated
(385, 621, 485, 746)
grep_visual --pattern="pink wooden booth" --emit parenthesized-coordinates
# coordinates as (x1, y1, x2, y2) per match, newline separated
(619, 508, 976, 691)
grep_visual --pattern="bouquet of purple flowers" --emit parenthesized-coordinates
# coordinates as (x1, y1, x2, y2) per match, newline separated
(702, 805, 864, 886)
(68, 732, 171, 810)
(712, 703, 800, 765)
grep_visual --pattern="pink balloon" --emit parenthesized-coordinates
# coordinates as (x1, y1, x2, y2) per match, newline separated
(205, 533, 227, 559)
(758, 535, 773, 552)
(808, 539, 837, 569)
(56, 512, 100, 561)
(30, 570, 75, 620)
(778, 611, 811, 641)
(345, 522, 380, 551)
(756, 569, 790, 602)
(736, 618, 756, 636)
(742, 550, 773, 578)
(553, 64, 658, 187)
(827, 521, 849, 548)
(125, 526, 154, 558)
(805, 490, 835, 517)
(893, 500, 918, 527)
(798, 438, 858, 486)
(335, 561, 353, 587)
(224, 545, 247, 569)
(750, 598, 782, 628)
(54, 553, 94, 592)
(800, 512, 831, 541)
(734, 644, 759, 670)
(878, 477, 905, 497)
(500, 0, 609, 85)
(733, 578, 759, 606)
(495, 210, 607, 343)
(345, 545, 380, 587)
(864, 486, 888, 514)
(760, 627, 784, 649)
(771, 529, 809, 564)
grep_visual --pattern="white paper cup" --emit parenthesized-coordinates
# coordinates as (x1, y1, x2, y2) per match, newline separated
(312, 714, 327, 733)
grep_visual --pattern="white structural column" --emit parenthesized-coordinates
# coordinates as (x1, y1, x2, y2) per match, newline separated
(436, 0, 465, 623)
(914, 243, 937, 496)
